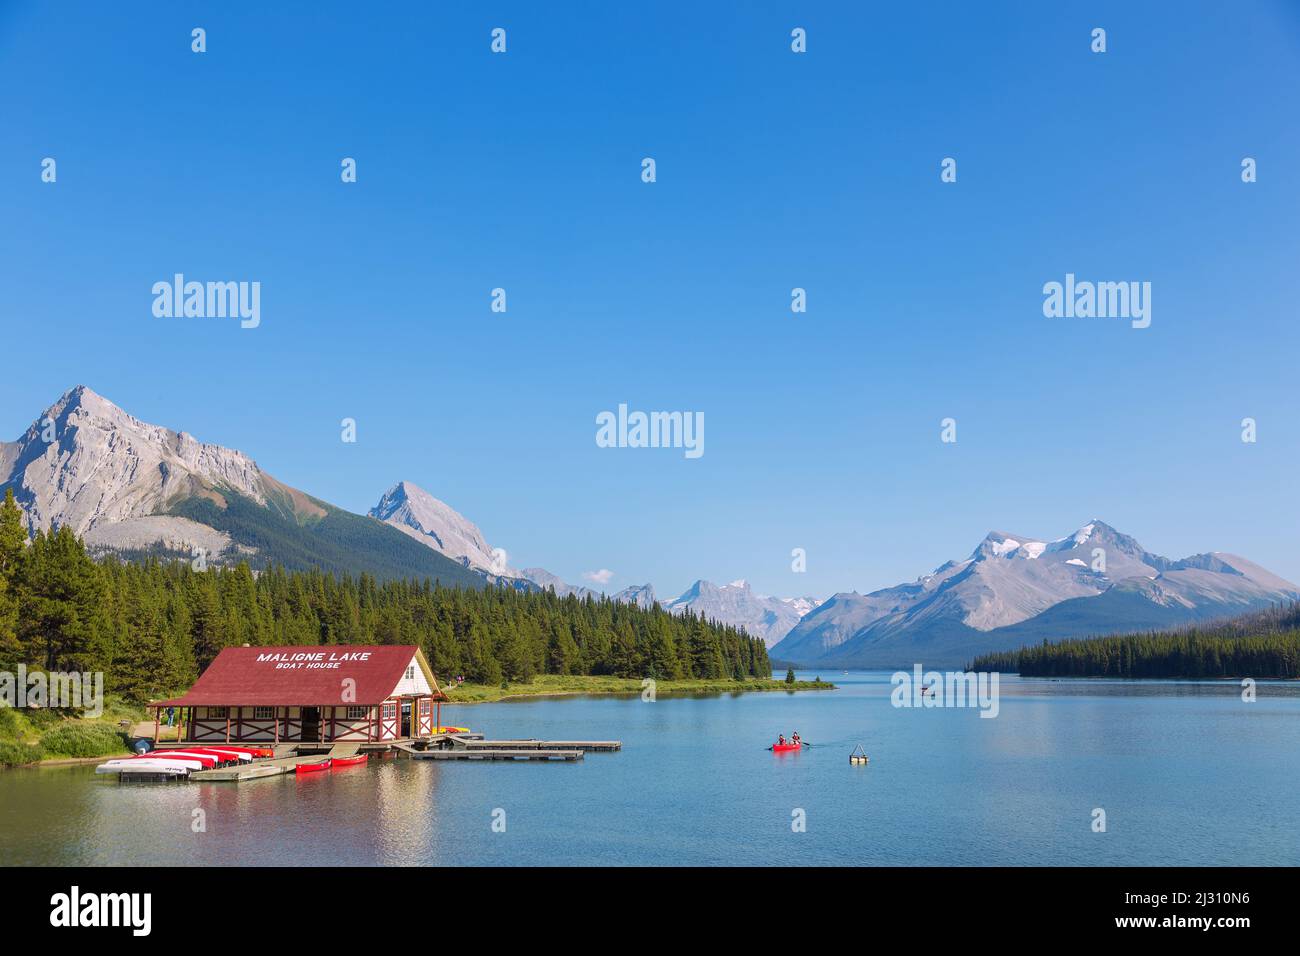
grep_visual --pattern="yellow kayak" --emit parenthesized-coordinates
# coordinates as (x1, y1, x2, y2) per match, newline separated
(432, 726, 470, 734)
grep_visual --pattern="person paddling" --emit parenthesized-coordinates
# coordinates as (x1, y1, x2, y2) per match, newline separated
(791, 731, 801, 746)
(777, 734, 787, 747)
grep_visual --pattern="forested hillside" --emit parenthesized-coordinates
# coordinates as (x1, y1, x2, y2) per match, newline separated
(971, 602, 1300, 678)
(165, 489, 488, 587)
(0, 490, 770, 703)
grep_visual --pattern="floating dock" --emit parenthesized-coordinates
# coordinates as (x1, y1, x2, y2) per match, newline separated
(449, 736, 621, 752)
(392, 735, 621, 761)
(412, 748, 584, 762)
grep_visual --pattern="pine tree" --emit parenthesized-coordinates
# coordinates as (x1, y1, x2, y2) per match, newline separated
(0, 490, 26, 666)
(19, 526, 104, 671)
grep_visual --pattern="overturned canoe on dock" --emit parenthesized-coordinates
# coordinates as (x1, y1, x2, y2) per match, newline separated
(95, 758, 199, 777)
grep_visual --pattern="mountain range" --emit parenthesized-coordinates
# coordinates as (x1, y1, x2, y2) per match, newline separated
(0, 386, 484, 588)
(4, 386, 1295, 665)
(771, 521, 1299, 667)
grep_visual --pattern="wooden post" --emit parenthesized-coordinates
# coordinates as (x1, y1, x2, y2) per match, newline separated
(275, 706, 281, 745)
(436, 700, 441, 733)
(152, 708, 160, 744)
(225, 711, 231, 744)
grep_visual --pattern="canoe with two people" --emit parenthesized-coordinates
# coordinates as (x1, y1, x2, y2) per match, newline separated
(772, 731, 802, 753)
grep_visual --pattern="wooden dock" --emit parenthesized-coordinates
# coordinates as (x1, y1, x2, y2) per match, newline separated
(190, 753, 329, 781)
(449, 736, 621, 752)
(410, 748, 584, 762)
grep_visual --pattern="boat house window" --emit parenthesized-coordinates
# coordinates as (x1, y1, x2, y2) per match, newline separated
(382, 703, 396, 719)
(406, 665, 415, 680)
(346, 706, 368, 719)
(253, 706, 274, 719)
(206, 706, 228, 718)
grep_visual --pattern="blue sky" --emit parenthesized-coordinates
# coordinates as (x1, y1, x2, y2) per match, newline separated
(2, 1, 1299, 600)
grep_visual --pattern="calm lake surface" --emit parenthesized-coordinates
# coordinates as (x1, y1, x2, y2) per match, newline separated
(2, 672, 1298, 866)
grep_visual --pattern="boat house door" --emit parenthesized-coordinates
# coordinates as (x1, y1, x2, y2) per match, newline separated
(400, 700, 412, 738)
(301, 707, 321, 741)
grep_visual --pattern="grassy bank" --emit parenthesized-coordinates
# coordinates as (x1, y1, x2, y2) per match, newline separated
(443, 673, 836, 704)
(0, 697, 143, 768)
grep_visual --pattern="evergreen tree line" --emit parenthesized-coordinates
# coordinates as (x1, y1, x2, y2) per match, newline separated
(0, 490, 771, 702)
(971, 602, 1300, 678)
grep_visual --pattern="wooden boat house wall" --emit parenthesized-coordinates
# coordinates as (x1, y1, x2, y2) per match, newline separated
(150, 645, 450, 744)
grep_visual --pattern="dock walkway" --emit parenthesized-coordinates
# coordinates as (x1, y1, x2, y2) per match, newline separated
(190, 753, 326, 781)
(449, 736, 621, 752)
(409, 748, 584, 762)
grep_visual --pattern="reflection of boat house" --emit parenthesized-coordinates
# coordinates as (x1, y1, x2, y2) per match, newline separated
(150, 645, 449, 744)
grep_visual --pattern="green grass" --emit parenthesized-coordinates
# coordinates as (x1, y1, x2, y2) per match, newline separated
(443, 673, 835, 704)
(0, 696, 144, 768)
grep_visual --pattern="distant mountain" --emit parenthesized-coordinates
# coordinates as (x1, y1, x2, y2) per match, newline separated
(371, 481, 507, 573)
(520, 567, 600, 600)
(613, 583, 658, 609)
(665, 579, 819, 647)
(519, 570, 657, 608)
(771, 521, 1300, 668)
(0, 386, 484, 587)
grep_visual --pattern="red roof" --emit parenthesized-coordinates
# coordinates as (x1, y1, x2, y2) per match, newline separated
(152, 645, 444, 707)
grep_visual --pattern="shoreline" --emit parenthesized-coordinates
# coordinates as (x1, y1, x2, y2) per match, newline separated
(443, 675, 836, 705)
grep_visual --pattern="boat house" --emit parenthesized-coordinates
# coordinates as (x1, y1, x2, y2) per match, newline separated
(150, 645, 449, 745)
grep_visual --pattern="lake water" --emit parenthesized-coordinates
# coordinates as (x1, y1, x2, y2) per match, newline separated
(2, 672, 1298, 866)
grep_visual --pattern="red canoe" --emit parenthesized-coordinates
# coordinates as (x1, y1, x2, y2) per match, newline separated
(295, 758, 332, 774)
(331, 754, 368, 768)
(772, 742, 801, 753)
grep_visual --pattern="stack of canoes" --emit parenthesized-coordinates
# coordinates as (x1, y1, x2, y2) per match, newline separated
(95, 746, 270, 778)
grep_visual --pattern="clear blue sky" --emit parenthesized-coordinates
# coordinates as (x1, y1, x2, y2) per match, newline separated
(2, 1, 1298, 600)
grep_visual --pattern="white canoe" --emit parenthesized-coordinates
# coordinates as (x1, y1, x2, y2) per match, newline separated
(96, 757, 203, 774)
